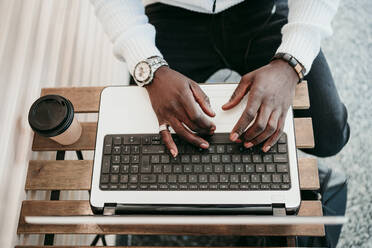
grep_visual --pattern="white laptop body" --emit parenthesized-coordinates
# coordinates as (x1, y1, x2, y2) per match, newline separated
(90, 84, 301, 214)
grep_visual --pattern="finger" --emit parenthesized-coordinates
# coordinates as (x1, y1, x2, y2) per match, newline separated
(160, 129, 178, 157)
(243, 105, 273, 147)
(247, 110, 280, 149)
(222, 72, 253, 110)
(170, 118, 209, 149)
(262, 114, 286, 152)
(229, 91, 261, 142)
(181, 116, 213, 135)
(181, 91, 216, 133)
(190, 82, 215, 117)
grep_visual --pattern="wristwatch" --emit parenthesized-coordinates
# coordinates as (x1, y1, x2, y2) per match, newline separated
(271, 53, 306, 83)
(133, 56, 168, 87)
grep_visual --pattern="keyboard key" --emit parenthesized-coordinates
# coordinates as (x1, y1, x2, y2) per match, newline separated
(220, 184, 228, 189)
(278, 144, 287, 153)
(112, 146, 121, 154)
(278, 133, 287, 144)
(140, 185, 148, 190)
(102, 156, 111, 173)
(104, 144, 112, 155)
(119, 184, 128, 189)
(191, 155, 200, 163)
(245, 164, 255, 173)
(164, 165, 172, 173)
(242, 155, 251, 163)
(221, 155, 231, 163)
(129, 184, 138, 189)
(161, 155, 170, 163)
(120, 165, 129, 173)
(122, 145, 130, 154)
(168, 175, 177, 183)
(181, 155, 190, 163)
(153, 165, 162, 173)
(220, 174, 229, 183)
(100, 174, 109, 183)
(230, 174, 239, 183)
(201, 155, 210, 163)
(158, 175, 167, 183)
(178, 175, 187, 183)
(120, 175, 128, 183)
(179, 184, 188, 190)
(151, 155, 160, 164)
(140, 165, 151, 173)
(111, 165, 120, 174)
(105, 136, 113, 146)
(211, 155, 220, 163)
(229, 184, 239, 189)
(169, 185, 178, 190)
(252, 155, 262, 163)
(256, 164, 265, 173)
(283, 173, 290, 183)
(142, 136, 151, 144)
(189, 175, 197, 183)
(113, 136, 121, 145)
(204, 164, 213, 172)
(266, 164, 276, 172)
(217, 145, 225, 153)
(130, 165, 139, 173)
(272, 174, 282, 183)
(225, 164, 234, 173)
(131, 146, 140, 154)
(251, 174, 260, 183)
(240, 175, 250, 183)
(209, 175, 218, 183)
(111, 175, 119, 183)
(274, 154, 288, 163)
(262, 174, 271, 183)
(174, 165, 182, 173)
(194, 165, 203, 173)
(232, 155, 241, 163)
(131, 155, 139, 163)
(208, 146, 216, 153)
(210, 184, 218, 189)
(142, 145, 165, 154)
(277, 164, 289, 173)
(271, 184, 280, 189)
(261, 184, 270, 190)
(125, 136, 141, 144)
(189, 184, 198, 190)
(235, 164, 244, 173)
(199, 174, 208, 183)
(159, 184, 168, 189)
(251, 184, 260, 189)
(184, 165, 192, 173)
(263, 154, 273, 163)
(110, 184, 119, 190)
(281, 184, 290, 189)
(121, 155, 130, 164)
(112, 155, 120, 164)
(214, 164, 223, 173)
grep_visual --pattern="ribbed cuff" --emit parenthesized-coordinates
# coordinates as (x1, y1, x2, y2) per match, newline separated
(276, 25, 321, 75)
(113, 24, 163, 75)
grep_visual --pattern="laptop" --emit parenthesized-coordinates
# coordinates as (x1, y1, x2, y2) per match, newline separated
(90, 84, 300, 215)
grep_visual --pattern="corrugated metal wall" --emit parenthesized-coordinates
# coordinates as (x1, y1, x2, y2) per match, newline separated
(0, 0, 129, 246)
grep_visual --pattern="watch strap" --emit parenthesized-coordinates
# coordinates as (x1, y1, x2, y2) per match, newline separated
(271, 53, 306, 83)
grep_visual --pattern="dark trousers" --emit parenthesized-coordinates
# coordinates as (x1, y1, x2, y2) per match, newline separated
(139, 0, 350, 158)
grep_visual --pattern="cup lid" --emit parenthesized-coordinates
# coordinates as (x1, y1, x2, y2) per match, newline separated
(28, 95, 74, 137)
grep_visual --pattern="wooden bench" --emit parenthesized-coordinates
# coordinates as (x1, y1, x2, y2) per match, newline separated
(17, 82, 322, 247)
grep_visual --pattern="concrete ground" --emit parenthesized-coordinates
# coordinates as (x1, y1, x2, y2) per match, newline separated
(122, 0, 372, 247)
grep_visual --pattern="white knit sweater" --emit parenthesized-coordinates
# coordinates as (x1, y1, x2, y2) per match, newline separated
(90, 0, 339, 75)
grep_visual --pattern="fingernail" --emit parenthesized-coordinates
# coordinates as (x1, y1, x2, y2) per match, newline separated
(244, 142, 253, 148)
(263, 146, 270, 153)
(236, 138, 242, 143)
(210, 126, 216, 131)
(231, 133, 239, 141)
(200, 143, 209, 149)
(170, 149, 177, 157)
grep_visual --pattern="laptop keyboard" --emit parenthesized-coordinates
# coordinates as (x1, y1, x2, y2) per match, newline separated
(99, 133, 291, 191)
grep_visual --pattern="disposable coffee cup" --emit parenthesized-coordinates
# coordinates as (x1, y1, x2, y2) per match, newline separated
(28, 95, 82, 145)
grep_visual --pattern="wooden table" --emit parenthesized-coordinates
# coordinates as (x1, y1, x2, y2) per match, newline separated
(17, 82, 323, 247)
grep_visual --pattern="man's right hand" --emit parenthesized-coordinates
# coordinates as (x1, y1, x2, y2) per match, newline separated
(145, 66, 216, 157)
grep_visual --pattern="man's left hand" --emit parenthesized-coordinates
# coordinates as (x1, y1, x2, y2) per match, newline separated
(222, 59, 298, 152)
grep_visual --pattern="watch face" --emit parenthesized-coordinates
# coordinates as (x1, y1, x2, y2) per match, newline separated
(134, 61, 151, 82)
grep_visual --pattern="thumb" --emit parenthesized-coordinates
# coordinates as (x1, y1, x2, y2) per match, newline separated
(190, 81, 216, 117)
(222, 73, 253, 110)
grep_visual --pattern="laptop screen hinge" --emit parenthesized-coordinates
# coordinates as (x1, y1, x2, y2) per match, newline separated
(103, 203, 117, 215)
(272, 203, 286, 216)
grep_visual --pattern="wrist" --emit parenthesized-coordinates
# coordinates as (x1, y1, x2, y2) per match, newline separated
(271, 53, 306, 83)
(269, 59, 298, 86)
(144, 65, 168, 90)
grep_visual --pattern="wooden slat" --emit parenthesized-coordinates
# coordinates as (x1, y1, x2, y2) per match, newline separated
(39, 82, 309, 113)
(298, 158, 320, 190)
(32, 118, 314, 151)
(25, 158, 319, 191)
(17, 200, 324, 236)
(41, 86, 104, 113)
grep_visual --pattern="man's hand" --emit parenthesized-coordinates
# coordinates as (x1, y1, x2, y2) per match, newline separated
(222, 59, 298, 152)
(145, 66, 216, 157)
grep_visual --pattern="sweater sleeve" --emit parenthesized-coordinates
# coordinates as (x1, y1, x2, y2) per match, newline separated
(90, 0, 162, 75)
(276, 0, 340, 74)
